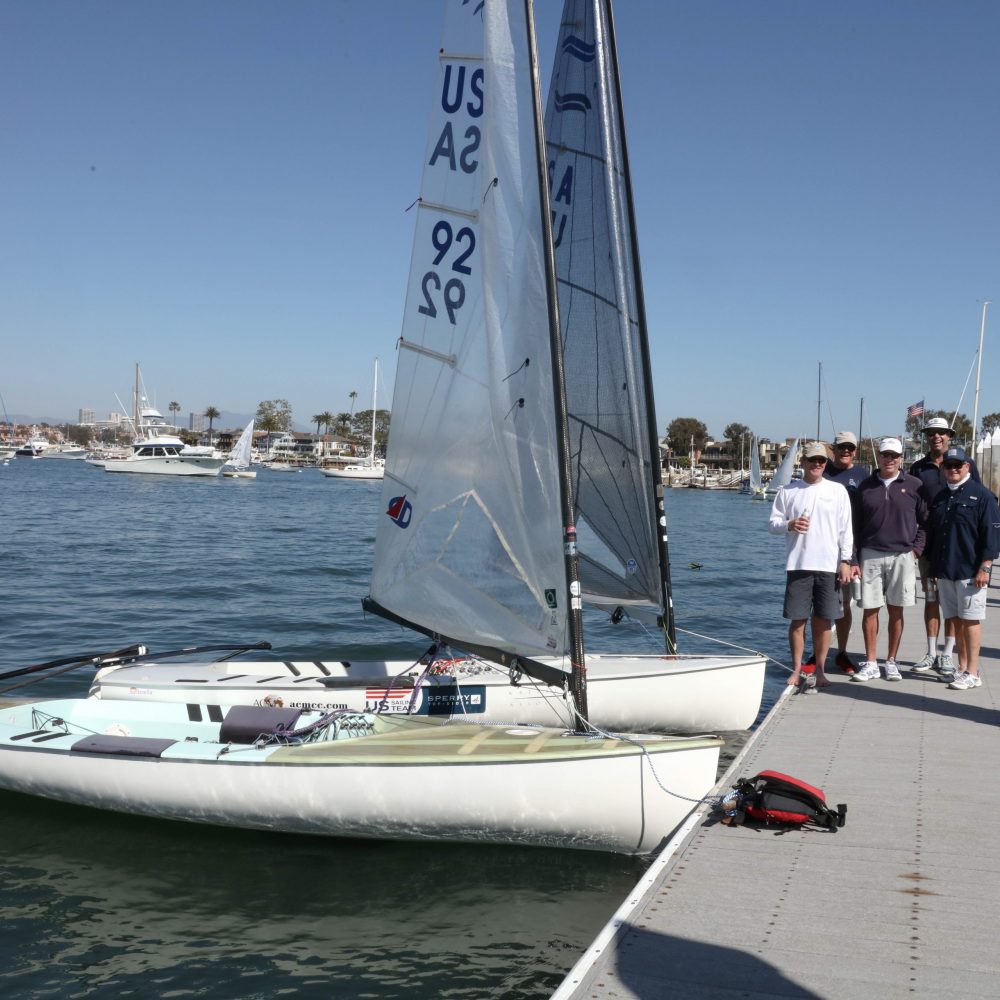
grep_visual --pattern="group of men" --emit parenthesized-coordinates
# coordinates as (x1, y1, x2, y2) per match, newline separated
(768, 417, 1000, 692)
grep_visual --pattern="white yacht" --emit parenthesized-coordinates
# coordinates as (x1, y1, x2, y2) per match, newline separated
(14, 430, 50, 457)
(103, 365, 226, 477)
(37, 443, 89, 460)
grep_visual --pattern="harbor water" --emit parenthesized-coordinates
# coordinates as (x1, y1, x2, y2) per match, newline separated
(0, 461, 789, 998)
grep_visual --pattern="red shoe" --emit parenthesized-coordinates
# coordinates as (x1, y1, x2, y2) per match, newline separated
(835, 652, 855, 674)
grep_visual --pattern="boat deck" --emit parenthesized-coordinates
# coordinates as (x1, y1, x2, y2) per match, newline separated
(554, 589, 1000, 999)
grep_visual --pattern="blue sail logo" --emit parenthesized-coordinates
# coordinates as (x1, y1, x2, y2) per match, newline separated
(561, 35, 596, 62)
(554, 91, 591, 114)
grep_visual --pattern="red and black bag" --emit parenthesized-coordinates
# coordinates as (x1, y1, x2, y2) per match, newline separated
(721, 770, 846, 831)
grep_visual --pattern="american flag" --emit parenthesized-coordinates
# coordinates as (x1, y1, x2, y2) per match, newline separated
(907, 399, 925, 418)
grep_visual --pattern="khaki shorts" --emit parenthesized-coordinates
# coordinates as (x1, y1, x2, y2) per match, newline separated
(860, 548, 916, 609)
(937, 578, 988, 621)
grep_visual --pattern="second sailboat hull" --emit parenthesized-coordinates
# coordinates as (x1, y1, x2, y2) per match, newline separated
(92, 652, 766, 732)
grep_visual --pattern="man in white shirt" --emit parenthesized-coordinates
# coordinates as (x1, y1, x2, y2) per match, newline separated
(768, 442, 854, 689)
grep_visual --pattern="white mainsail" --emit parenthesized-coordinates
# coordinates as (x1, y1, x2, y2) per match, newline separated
(749, 436, 763, 493)
(369, 0, 571, 659)
(767, 438, 800, 494)
(225, 420, 254, 471)
(543, 0, 670, 632)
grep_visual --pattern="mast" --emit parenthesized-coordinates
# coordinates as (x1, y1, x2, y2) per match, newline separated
(972, 301, 990, 445)
(816, 361, 822, 440)
(369, 358, 378, 465)
(524, 0, 588, 719)
(601, 0, 676, 649)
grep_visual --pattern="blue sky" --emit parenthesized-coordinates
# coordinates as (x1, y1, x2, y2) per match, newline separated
(3, 1, 998, 441)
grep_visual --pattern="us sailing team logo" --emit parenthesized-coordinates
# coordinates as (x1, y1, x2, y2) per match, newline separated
(386, 495, 413, 529)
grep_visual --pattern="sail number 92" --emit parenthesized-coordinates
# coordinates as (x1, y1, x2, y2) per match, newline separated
(418, 221, 475, 325)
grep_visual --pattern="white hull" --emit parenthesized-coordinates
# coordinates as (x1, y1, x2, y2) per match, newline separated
(37, 447, 89, 460)
(321, 466, 384, 480)
(103, 455, 224, 476)
(92, 652, 766, 732)
(222, 469, 257, 479)
(0, 699, 721, 854)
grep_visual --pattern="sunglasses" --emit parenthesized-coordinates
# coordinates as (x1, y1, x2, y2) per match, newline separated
(943, 462, 965, 471)
(834, 444, 856, 451)
(804, 456, 827, 464)
(879, 452, 901, 459)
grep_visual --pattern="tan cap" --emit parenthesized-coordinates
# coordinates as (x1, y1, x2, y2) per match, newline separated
(802, 442, 829, 459)
(833, 430, 858, 446)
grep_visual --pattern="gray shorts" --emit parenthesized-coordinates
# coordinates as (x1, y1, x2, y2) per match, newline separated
(860, 548, 916, 608)
(937, 577, 988, 621)
(783, 570, 841, 621)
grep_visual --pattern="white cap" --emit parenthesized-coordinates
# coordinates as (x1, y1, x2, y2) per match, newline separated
(879, 437, 903, 455)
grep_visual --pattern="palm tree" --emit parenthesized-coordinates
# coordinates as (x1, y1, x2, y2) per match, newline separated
(168, 401, 181, 428)
(314, 411, 334, 436)
(312, 413, 326, 436)
(203, 405, 220, 445)
(348, 390, 358, 416)
(334, 412, 351, 436)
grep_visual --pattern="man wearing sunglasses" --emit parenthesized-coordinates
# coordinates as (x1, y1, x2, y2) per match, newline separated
(823, 430, 871, 674)
(850, 438, 928, 683)
(768, 442, 853, 691)
(924, 446, 1000, 691)
(909, 416, 981, 676)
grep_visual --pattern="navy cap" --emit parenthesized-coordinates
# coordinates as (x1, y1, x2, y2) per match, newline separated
(944, 446, 968, 463)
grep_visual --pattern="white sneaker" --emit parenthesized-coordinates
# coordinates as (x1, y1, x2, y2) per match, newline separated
(936, 654, 956, 678)
(911, 653, 937, 673)
(884, 660, 902, 682)
(851, 662, 880, 682)
(949, 672, 982, 690)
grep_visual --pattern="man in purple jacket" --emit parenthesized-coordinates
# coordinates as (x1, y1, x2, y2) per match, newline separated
(850, 438, 928, 682)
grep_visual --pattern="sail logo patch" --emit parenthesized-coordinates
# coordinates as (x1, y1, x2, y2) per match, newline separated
(627, 558, 638, 575)
(544, 589, 558, 609)
(561, 35, 596, 63)
(386, 495, 413, 529)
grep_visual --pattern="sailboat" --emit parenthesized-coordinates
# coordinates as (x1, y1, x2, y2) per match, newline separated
(321, 360, 385, 480)
(765, 438, 800, 495)
(0, 0, 725, 854)
(222, 420, 257, 479)
(90, 0, 765, 734)
(741, 436, 766, 498)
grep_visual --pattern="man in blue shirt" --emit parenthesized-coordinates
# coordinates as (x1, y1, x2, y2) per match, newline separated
(909, 416, 981, 675)
(822, 430, 870, 673)
(924, 446, 1000, 690)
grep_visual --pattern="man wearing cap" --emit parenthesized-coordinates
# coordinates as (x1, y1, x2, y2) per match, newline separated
(768, 442, 853, 691)
(924, 446, 1000, 691)
(909, 416, 981, 675)
(850, 438, 928, 682)
(823, 431, 871, 673)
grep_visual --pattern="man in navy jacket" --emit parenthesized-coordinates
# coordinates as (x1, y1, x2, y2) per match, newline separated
(850, 438, 927, 682)
(909, 416, 982, 674)
(925, 446, 1000, 690)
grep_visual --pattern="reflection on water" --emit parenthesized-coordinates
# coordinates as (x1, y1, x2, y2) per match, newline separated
(0, 791, 643, 999)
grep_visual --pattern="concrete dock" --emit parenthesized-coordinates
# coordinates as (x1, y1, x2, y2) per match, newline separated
(554, 591, 1000, 999)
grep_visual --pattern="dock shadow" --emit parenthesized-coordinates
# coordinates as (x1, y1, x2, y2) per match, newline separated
(610, 924, 821, 998)
(820, 679, 999, 728)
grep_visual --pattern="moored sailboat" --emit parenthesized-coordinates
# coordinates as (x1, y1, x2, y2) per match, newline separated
(90, 0, 765, 733)
(0, 0, 725, 854)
